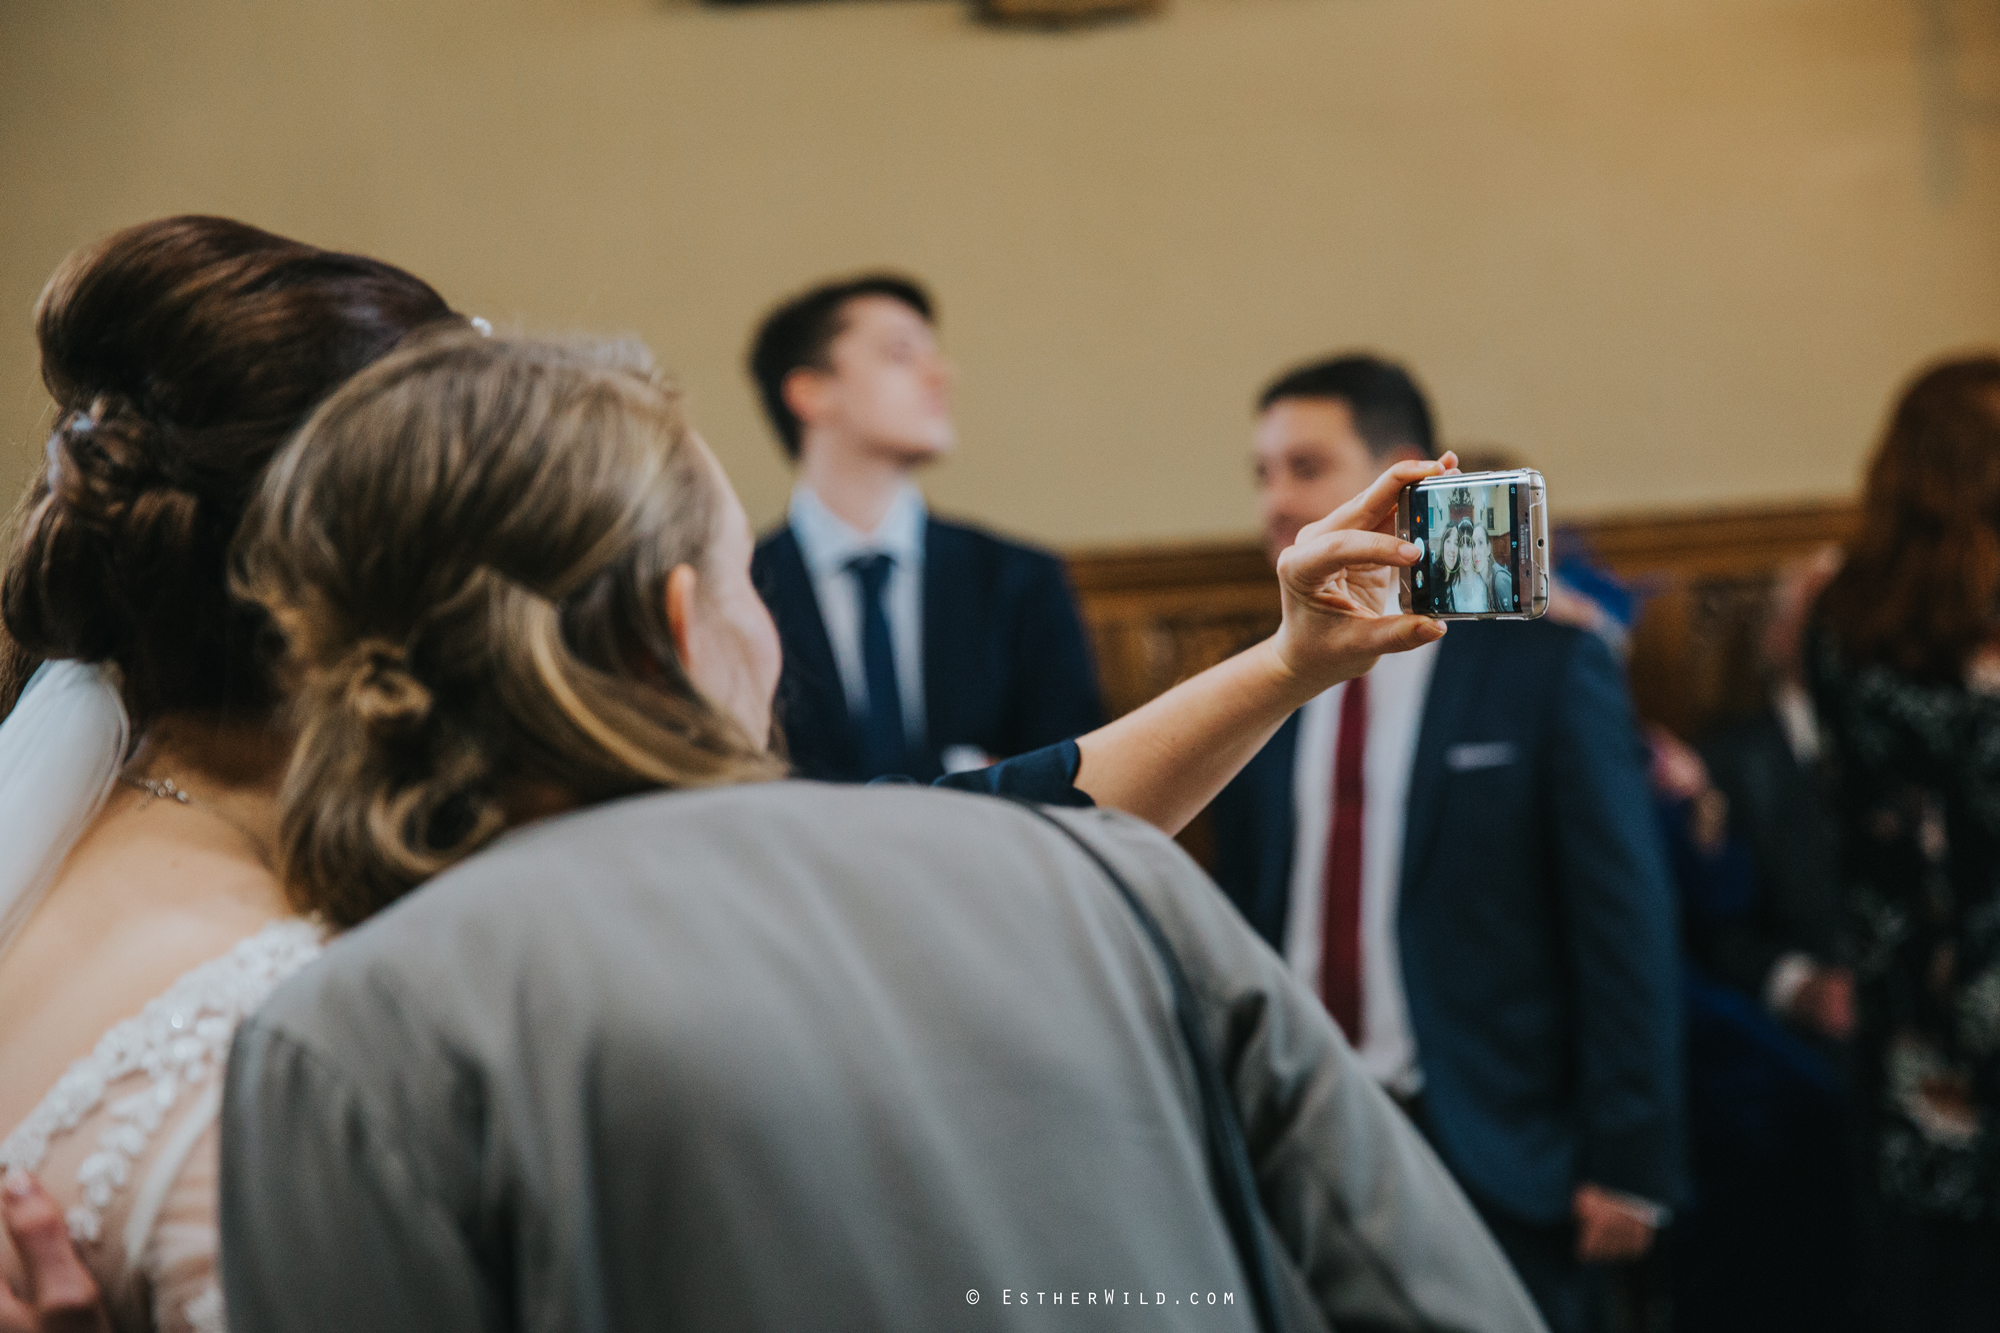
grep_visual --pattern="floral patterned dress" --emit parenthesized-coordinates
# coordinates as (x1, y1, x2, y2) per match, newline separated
(1809, 630, 2000, 1219)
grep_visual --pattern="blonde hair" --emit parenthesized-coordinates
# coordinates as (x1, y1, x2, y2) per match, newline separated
(236, 332, 783, 926)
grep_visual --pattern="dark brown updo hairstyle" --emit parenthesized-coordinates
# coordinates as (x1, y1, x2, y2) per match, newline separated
(2, 216, 461, 728)
(236, 333, 783, 927)
(1818, 354, 2000, 681)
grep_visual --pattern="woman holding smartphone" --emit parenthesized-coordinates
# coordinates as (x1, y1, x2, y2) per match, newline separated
(217, 332, 1529, 1332)
(0, 216, 1457, 1332)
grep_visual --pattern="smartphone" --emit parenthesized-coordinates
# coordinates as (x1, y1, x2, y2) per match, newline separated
(1398, 468, 1550, 620)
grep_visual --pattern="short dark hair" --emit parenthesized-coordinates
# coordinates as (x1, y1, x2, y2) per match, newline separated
(1256, 353, 1437, 459)
(747, 274, 934, 460)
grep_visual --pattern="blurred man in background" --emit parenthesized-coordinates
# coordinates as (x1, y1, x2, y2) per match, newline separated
(1665, 546, 1857, 1333)
(1208, 352, 1684, 1333)
(747, 274, 1101, 782)
(1692, 547, 1850, 1041)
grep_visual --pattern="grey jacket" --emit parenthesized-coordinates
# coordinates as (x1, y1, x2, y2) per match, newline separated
(220, 782, 1543, 1332)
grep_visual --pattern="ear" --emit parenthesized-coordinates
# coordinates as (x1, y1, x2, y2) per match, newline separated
(781, 367, 829, 434)
(665, 563, 700, 667)
(1384, 444, 1428, 467)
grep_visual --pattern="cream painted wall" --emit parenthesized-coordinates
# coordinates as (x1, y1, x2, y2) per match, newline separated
(2, 0, 1997, 547)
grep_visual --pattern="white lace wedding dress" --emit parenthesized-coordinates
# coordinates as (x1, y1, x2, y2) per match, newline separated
(0, 921, 322, 1332)
(0, 663, 323, 1332)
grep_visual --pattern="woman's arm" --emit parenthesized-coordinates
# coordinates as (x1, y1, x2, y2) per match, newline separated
(1070, 456, 1454, 835)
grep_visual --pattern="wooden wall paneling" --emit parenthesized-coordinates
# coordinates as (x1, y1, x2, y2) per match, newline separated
(1568, 500, 1858, 737)
(1575, 500, 1859, 581)
(1065, 542, 1279, 866)
(1066, 542, 1281, 721)
(1061, 499, 1862, 866)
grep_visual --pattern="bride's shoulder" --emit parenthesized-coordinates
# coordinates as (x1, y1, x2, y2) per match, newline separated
(1, 917, 325, 1170)
(0, 831, 288, 1061)
(1, 917, 322, 1209)
(0, 917, 320, 1326)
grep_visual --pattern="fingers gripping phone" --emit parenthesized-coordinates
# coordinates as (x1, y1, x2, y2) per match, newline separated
(1398, 469, 1550, 620)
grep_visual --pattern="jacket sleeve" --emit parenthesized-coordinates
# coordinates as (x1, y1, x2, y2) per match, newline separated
(219, 1019, 498, 1333)
(1068, 809, 1549, 1333)
(1002, 554, 1105, 754)
(1549, 632, 1687, 1206)
(930, 738, 1094, 805)
(1694, 723, 1843, 1000)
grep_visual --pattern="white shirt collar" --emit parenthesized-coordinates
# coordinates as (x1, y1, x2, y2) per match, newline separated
(787, 483, 927, 579)
(1770, 679, 1822, 766)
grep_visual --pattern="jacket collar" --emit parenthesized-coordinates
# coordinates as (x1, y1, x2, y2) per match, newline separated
(787, 483, 927, 581)
(1400, 625, 1494, 898)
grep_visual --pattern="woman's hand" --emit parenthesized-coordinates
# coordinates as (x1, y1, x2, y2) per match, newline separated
(0, 1170, 109, 1333)
(1264, 454, 1457, 701)
(1070, 452, 1457, 835)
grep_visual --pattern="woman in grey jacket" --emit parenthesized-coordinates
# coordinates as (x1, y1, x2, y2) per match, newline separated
(217, 332, 1543, 1333)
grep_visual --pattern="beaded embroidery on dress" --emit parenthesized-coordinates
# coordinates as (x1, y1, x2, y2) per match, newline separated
(1, 919, 322, 1332)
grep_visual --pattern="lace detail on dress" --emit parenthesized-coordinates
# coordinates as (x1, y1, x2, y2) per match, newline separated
(0, 919, 322, 1244)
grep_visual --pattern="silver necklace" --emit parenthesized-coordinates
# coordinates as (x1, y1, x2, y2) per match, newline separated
(120, 774, 194, 805)
(117, 771, 274, 865)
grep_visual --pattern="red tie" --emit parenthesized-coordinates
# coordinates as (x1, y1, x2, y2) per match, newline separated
(1320, 675, 1367, 1042)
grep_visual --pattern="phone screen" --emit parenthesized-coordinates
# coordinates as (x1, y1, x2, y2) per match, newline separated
(1408, 477, 1523, 616)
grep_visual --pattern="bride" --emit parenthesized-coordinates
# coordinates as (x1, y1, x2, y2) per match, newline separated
(0, 216, 465, 1333)
(1448, 521, 1492, 614)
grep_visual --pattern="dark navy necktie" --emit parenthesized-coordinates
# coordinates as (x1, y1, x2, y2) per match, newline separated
(846, 552, 906, 777)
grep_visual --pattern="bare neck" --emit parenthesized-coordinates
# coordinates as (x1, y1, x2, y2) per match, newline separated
(128, 711, 291, 856)
(0, 711, 294, 1122)
(797, 439, 916, 535)
(138, 711, 289, 785)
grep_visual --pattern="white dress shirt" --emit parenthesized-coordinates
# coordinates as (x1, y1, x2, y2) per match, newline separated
(1763, 678, 1826, 1015)
(1283, 638, 1442, 1097)
(787, 484, 929, 749)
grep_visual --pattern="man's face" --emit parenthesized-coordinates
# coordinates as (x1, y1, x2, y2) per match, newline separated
(1252, 397, 1385, 562)
(806, 294, 955, 463)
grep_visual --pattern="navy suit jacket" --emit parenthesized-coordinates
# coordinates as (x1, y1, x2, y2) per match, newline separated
(1210, 620, 1685, 1224)
(752, 517, 1104, 784)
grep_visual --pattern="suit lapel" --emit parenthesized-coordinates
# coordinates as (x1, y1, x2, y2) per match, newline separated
(1401, 626, 1493, 898)
(1261, 712, 1304, 944)
(921, 518, 958, 747)
(758, 526, 858, 765)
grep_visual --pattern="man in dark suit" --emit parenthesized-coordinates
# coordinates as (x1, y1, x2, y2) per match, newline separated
(746, 274, 1101, 783)
(1209, 354, 1683, 1333)
(1672, 549, 1858, 1333)
(1691, 547, 1850, 1037)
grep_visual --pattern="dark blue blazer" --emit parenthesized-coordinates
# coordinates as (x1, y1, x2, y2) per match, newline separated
(1210, 620, 1685, 1224)
(752, 517, 1104, 784)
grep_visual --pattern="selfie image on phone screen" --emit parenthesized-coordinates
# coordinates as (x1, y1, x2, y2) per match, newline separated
(1411, 478, 1521, 616)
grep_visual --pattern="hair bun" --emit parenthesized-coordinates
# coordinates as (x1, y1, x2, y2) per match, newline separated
(339, 639, 432, 737)
(10, 397, 211, 671)
(4, 214, 460, 728)
(46, 394, 189, 504)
